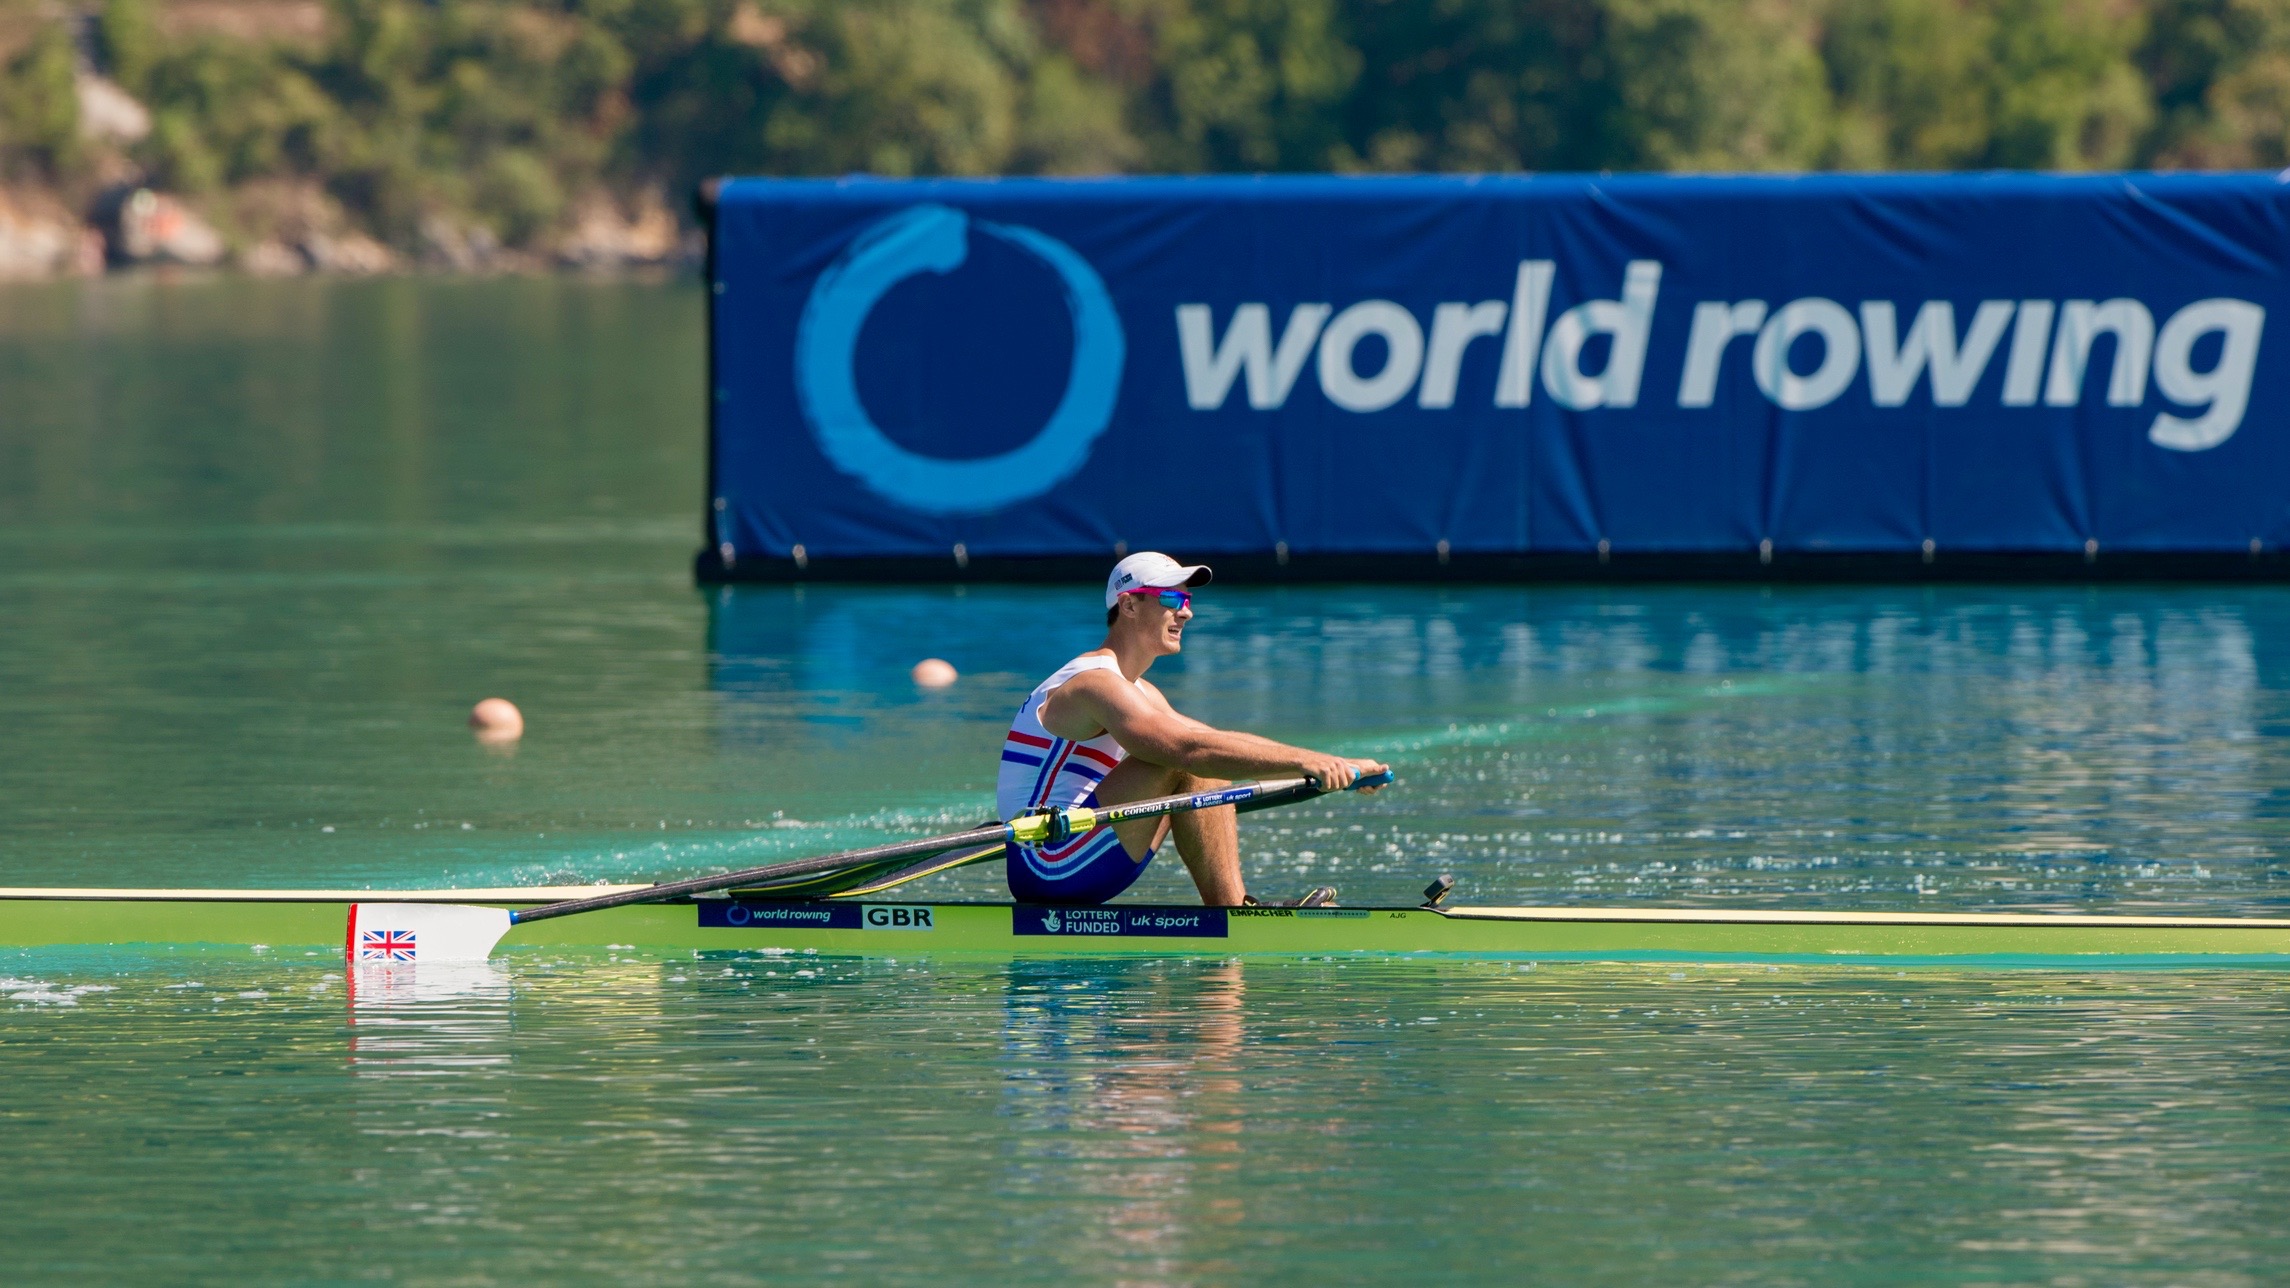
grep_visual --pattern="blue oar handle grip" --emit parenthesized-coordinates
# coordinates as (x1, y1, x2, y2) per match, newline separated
(1333, 768, 1394, 791)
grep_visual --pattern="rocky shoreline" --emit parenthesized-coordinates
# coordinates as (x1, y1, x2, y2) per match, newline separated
(0, 2, 705, 281)
(0, 181, 699, 279)
(9, 0, 2279, 285)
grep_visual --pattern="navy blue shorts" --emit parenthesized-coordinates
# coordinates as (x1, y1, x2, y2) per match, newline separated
(1005, 801, 1156, 905)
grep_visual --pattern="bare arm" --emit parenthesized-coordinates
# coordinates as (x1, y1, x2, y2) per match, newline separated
(1038, 669, 1385, 790)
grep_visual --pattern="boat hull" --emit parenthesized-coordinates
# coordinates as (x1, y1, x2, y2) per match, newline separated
(5, 889, 2290, 965)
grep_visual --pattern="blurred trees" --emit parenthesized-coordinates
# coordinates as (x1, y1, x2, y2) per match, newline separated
(5, 0, 2290, 254)
(0, 14, 85, 178)
(1822, 0, 2153, 168)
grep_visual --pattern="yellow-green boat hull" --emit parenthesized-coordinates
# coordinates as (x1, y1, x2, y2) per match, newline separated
(4, 889, 2290, 966)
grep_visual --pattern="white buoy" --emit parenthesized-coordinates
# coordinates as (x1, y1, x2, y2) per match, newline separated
(911, 658, 958, 688)
(469, 697, 524, 743)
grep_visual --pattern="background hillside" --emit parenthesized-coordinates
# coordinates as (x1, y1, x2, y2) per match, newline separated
(3, 0, 2288, 273)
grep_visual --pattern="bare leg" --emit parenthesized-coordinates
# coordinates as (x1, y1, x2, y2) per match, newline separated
(1093, 757, 1245, 906)
(1166, 786, 1242, 905)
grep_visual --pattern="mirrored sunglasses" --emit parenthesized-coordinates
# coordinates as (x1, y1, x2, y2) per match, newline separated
(1120, 587, 1192, 611)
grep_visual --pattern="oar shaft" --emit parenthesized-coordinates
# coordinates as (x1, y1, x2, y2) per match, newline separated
(511, 823, 1008, 924)
(1088, 777, 1311, 828)
(507, 769, 1391, 926)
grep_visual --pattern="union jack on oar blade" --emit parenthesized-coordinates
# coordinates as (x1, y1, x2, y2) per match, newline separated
(346, 902, 514, 963)
(358, 929, 417, 961)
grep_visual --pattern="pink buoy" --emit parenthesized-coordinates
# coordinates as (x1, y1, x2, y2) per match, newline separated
(911, 658, 958, 689)
(469, 697, 524, 742)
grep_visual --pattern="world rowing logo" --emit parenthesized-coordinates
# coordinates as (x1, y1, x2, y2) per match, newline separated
(793, 204, 1126, 515)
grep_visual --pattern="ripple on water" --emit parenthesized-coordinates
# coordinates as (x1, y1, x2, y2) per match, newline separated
(1, 952, 2286, 1284)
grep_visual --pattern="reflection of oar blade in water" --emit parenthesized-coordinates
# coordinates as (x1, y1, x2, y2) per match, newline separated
(345, 960, 515, 1074)
(349, 960, 512, 1011)
(346, 772, 1393, 962)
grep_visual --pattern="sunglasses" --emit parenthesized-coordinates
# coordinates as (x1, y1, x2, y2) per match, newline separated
(1121, 587, 1193, 611)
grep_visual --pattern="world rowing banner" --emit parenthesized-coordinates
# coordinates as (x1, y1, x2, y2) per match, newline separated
(703, 173, 2289, 574)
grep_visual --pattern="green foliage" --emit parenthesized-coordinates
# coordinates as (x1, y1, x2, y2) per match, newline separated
(2142, 0, 2290, 164)
(1982, 0, 2152, 168)
(139, 38, 338, 192)
(1821, 0, 2154, 169)
(1597, 0, 1830, 169)
(0, 18, 82, 180)
(97, 0, 162, 96)
(1130, 0, 1360, 169)
(764, 0, 1024, 176)
(1339, 0, 1827, 172)
(7, 0, 2290, 250)
(1822, 0, 1992, 168)
(301, 0, 636, 238)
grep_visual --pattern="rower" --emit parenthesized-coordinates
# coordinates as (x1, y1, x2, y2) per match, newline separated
(997, 552, 1388, 908)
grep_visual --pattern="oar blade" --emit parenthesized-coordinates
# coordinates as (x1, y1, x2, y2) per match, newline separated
(347, 903, 512, 964)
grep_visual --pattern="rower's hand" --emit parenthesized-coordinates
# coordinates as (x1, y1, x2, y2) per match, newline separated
(1346, 758, 1390, 793)
(1299, 755, 1389, 793)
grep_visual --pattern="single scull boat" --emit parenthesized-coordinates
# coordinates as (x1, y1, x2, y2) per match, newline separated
(2, 887, 2287, 966)
(9, 774, 2283, 967)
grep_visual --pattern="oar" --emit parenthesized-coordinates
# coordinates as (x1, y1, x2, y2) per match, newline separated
(347, 769, 1393, 962)
(815, 768, 1372, 900)
(817, 842, 1008, 899)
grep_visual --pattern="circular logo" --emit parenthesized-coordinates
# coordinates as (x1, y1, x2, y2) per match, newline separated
(793, 204, 1125, 515)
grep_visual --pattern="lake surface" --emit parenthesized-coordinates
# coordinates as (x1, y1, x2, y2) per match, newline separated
(3, 276, 2287, 1284)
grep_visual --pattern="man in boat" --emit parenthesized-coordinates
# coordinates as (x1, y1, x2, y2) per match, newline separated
(998, 552, 1388, 907)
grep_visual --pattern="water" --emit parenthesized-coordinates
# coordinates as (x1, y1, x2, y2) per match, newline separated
(10, 956, 2288, 1284)
(4, 276, 2288, 1283)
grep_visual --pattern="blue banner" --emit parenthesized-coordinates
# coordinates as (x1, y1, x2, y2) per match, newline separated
(1010, 905, 1228, 938)
(706, 173, 2288, 568)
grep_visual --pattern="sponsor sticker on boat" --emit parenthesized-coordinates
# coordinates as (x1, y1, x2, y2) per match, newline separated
(1013, 906, 1229, 938)
(700, 902, 935, 931)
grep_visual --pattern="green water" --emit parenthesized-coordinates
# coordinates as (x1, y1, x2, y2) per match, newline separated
(5, 277, 2289, 1284)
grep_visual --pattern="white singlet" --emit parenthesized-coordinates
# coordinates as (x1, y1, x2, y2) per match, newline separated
(997, 654, 1153, 899)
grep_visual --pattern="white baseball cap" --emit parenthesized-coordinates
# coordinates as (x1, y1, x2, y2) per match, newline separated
(1105, 552, 1213, 608)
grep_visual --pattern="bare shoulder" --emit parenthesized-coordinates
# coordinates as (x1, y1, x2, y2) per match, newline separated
(1037, 666, 1127, 737)
(1055, 666, 1130, 701)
